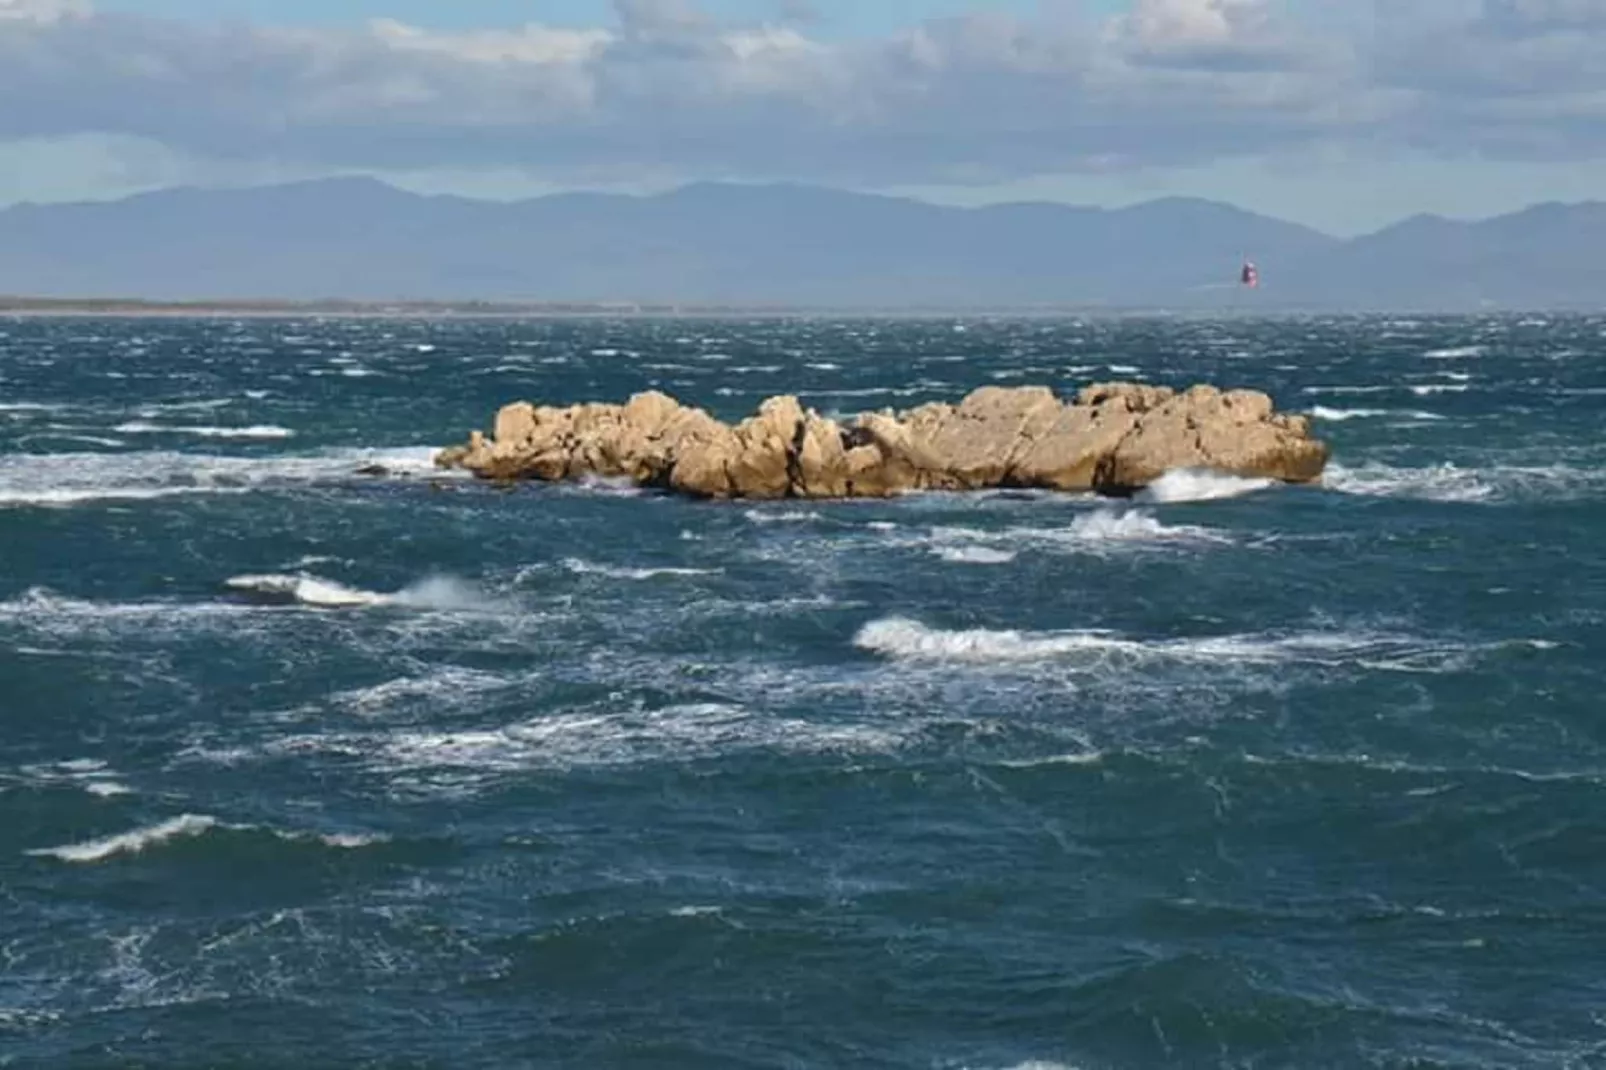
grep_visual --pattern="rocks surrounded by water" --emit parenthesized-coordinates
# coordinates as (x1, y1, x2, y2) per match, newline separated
(434, 383, 1329, 499)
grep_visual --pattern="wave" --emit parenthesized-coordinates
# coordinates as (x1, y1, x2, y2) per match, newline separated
(1322, 461, 1604, 504)
(1422, 344, 1485, 359)
(26, 814, 218, 863)
(1136, 468, 1273, 503)
(25, 814, 389, 864)
(744, 508, 825, 525)
(327, 666, 536, 718)
(852, 616, 1505, 674)
(10, 757, 134, 798)
(114, 421, 295, 440)
(224, 573, 390, 608)
(1062, 508, 1225, 543)
(557, 558, 721, 581)
(935, 546, 1018, 564)
(0, 445, 452, 508)
(1301, 385, 1394, 396)
(1310, 407, 1446, 422)
(223, 572, 506, 612)
(923, 508, 1228, 561)
(351, 701, 906, 782)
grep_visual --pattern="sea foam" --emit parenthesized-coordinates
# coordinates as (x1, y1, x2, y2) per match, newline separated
(1136, 468, 1274, 503)
(223, 572, 506, 612)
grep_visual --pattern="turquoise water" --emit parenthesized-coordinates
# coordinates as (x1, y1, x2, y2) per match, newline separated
(1, 314, 1603, 1068)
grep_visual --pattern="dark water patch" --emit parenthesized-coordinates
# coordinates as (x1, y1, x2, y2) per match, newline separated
(3, 314, 1605, 1067)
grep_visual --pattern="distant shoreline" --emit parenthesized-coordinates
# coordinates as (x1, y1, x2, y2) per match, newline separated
(0, 296, 1589, 318)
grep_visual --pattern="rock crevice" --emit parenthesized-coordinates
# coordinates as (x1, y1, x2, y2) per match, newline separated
(435, 383, 1329, 499)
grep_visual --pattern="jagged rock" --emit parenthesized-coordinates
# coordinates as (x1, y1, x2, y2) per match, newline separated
(435, 382, 1329, 500)
(1097, 385, 1328, 491)
(914, 385, 1062, 490)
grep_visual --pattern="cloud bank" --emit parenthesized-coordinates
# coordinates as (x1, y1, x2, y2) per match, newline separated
(0, 0, 1600, 186)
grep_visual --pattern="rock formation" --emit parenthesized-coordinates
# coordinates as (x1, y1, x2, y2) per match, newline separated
(434, 383, 1328, 499)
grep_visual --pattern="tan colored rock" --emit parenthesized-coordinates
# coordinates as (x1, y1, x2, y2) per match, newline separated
(795, 411, 849, 498)
(432, 380, 1329, 499)
(1012, 402, 1142, 491)
(696, 395, 798, 499)
(1076, 382, 1175, 411)
(493, 402, 539, 448)
(668, 431, 738, 498)
(915, 386, 1063, 489)
(1097, 386, 1328, 491)
(847, 413, 928, 496)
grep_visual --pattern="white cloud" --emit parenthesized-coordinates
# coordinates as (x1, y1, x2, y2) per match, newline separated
(1116, 0, 1267, 49)
(0, 0, 1602, 187)
(0, 0, 86, 22)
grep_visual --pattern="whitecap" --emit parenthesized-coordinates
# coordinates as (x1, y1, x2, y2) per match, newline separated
(0, 445, 454, 509)
(1061, 508, 1224, 543)
(1422, 345, 1485, 359)
(853, 617, 1485, 674)
(361, 702, 903, 781)
(223, 572, 506, 612)
(1322, 461, 1602, 504)
(1311, 406, 1390, 421)
(1311, 407, 1445, 423)
(25, 814, 390, 863)
(224, 573, 390, 608)
(556, 558, 722, 581)
(115, 421, 294, 440)
(27, 814, 218, 863)
(744, 508, 824, 525)
(1137, 468, 1273, 504)
(934, 546, 1018, 564)
(1324, 462, 1491, 502)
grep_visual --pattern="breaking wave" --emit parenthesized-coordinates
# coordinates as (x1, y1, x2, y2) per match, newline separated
(934, 546, 1018, 564)
(557, 558, 722, 581)
(223, 573, 506, 612)
(1322, 461, 1606, 504)
(852, 616, 1520, 674)
(1062, 508, 1223, 543)
(114, 421, 295, 440)
(923, 508, 1229, 560)
(26, 814, 219, 863)
(1311, 407, 1446, 422)
(0, 446, 452, 508)
(25, 814, 389, 864)
(1137, 468, 1274, 503)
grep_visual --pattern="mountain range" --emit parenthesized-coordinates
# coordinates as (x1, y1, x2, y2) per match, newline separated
(0, 177, 1600, 310)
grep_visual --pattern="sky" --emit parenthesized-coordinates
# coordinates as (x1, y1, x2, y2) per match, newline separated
(1, 0, 1604, 235)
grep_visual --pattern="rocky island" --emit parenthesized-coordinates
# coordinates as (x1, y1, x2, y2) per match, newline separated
(434, 383, 1329, 499)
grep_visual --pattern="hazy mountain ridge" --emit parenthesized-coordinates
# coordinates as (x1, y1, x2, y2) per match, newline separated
(0, 178, 1599, 309)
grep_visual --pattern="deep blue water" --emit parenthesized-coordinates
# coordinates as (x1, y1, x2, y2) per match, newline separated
(1, 314, 1603, 1069)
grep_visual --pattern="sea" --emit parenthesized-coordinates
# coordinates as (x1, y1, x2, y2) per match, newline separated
(0, 313, 1602, 1069)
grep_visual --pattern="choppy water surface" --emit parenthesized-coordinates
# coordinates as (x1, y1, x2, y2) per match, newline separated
(2, 314, 1603, 1068)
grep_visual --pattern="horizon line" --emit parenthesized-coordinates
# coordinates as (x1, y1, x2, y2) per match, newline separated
(0, 296, 1598, 318)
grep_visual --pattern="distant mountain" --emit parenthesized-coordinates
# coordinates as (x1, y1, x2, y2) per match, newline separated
(0, 177, 1598, 309)
(1273, 202, 1606, 309)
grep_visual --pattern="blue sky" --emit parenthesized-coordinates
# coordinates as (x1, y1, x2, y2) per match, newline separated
(2, 0, 1603, 234)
